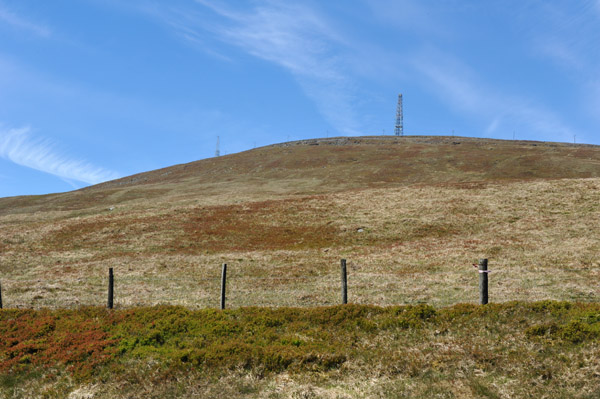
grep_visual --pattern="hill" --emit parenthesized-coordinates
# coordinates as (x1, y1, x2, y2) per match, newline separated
(2, 135, 600, 214)
(1, 135, 600, 398)
(1, 135, 600, 310)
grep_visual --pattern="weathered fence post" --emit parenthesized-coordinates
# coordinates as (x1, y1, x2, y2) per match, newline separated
(479, 259, 488, 305)
(220, 263, 227, 310)
(341, 259, 348, 304)
(0, 280, 3, 309)
(107, 268, 114, 309)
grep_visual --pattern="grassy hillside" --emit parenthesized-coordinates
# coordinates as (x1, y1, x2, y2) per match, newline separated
(1, 136, 599, 309)
(1, 136, 600, 398)
(2, 135, 600, 214)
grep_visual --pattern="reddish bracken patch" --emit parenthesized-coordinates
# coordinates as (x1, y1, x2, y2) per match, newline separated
(0, 309, 117, 377)
(39, 196, 343, 254)
(174, 198, 339, 252)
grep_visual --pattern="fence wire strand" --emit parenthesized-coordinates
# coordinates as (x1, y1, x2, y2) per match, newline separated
(1, 262, 598, 309)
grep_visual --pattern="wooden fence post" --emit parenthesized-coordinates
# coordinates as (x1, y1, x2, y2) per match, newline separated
(220, 263, 227, 310)
(341, 259, 348, 304)
(107, 268, 114, 309)
(479, 259, 488, 305)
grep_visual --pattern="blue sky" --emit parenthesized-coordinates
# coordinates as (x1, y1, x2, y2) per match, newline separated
(1, 0, 599, 197)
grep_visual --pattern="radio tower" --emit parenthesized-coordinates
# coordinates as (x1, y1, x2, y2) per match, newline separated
(215, 136, 220, 157)
(394, 94, 403, 136)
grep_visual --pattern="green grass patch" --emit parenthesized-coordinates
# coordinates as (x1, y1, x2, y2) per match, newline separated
(2, 302, 599, 381)
(1, 301, 600, 397)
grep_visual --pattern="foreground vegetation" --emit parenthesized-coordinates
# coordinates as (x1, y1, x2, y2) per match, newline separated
(1, 301, 599, 398)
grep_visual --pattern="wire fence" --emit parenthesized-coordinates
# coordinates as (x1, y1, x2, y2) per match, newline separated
(0, 259, 597, 310)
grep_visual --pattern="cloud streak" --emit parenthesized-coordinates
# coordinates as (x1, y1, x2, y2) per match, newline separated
(525, 1, 600, 135)
(413, 50, 576, 141)
(0, 3, 51, 37)
(0, 126, 120, 185)
(159, 0, 363, 135)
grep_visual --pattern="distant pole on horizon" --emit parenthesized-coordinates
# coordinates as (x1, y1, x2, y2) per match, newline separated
(394, 94, 404, 136)
(215, 136, 220, 157)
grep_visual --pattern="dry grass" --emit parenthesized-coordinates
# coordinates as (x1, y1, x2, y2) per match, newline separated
(1, 178, 599, 309)
(3, 135, 600, 215)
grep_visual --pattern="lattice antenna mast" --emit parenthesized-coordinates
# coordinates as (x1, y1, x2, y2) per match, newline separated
(215, 136, 220, 157)
(394, 94, 404, 136)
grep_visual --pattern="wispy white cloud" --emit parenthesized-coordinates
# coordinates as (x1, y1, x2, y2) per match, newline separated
(531, 2, 599, 69)
(528, 2, 600, 129)
(195, 1, 345, 78)
(413, 50, 575, 142)
(587, 79, 600, 124)
(0, 126, 120, 185)
(139, 3, 232, 62)
(365, 0, 450, 38)
(485, 117, 501, 137)
(0, 3, 51, 37)
(155, 0, 363, 135)
(535, 39, 586, 72)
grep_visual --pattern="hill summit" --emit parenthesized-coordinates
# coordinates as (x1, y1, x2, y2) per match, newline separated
(2, 135, 600, 213)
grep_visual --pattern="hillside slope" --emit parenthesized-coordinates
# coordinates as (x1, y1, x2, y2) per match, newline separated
(2, 135, 600, 398)
(0, 136, 599, 310)
(2, 136, 600, 214)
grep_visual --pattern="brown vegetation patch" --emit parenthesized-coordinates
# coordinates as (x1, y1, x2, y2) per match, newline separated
(41, 217, 143, 251)
(38, 197, 343, 254)
(171, 197, 341, 252)
(0, 309, 116, 376)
